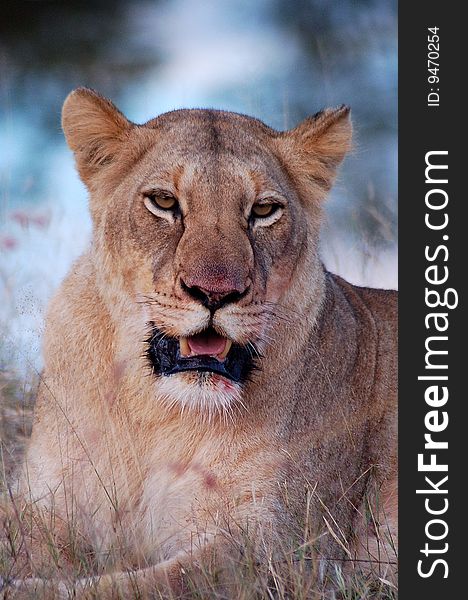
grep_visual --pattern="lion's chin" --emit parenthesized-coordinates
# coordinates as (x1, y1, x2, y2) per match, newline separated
(155, 371, 243, 417)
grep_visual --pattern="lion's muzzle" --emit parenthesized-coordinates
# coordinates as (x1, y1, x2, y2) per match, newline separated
(146, 325, 258, 383)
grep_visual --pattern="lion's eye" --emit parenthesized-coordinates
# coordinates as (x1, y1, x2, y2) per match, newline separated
(251, 203, 280, 219)
(144, 192, 179, 215)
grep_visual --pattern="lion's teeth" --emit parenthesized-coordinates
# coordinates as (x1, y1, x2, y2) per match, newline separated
(179, 337, 191, 357)
(219, 339, 232, 360)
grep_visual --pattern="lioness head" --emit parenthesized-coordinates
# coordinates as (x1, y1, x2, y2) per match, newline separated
(62, 88, 351, 414)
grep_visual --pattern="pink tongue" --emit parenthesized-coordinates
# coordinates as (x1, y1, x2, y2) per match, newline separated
(188, 331, 226, 356)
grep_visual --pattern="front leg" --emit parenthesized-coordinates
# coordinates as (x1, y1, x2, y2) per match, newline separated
(3, 559, 182, 599)
(3, 543, 234, 599)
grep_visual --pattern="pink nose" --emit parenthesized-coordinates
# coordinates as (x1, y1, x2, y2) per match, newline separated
(180, 273, 249, 311)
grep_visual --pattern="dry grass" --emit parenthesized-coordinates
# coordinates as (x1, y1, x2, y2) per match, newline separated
(0, 369, 35, 490)
(0, 368, 397, 599)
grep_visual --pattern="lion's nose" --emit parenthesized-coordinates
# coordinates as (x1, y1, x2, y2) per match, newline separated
(180, 275, 249, 312)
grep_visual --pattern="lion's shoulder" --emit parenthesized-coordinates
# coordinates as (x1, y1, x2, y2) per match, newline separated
(327, 272, 397, 334)
(323, 271, 397, 396)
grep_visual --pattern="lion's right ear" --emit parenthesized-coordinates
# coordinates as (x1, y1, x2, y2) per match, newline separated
(62, 87, 132, 185)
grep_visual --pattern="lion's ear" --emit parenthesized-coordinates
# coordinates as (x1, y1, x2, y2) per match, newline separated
(278, 105, 352, 199)
(62, 87, 132, 185)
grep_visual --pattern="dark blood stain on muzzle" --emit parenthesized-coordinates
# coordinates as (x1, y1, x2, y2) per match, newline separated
(146, 325, 259, 384)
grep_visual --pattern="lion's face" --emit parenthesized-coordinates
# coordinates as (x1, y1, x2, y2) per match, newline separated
(62, 89, 351, 414)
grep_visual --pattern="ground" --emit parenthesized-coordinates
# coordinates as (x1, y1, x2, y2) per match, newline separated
(0, 368, 397, 599)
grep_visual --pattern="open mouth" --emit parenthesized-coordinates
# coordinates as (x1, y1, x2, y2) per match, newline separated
(146, 325, 258, 383)
(179, 328, 232, 361)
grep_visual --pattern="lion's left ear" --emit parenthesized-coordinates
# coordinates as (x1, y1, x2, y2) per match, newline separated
(277, 105, 352, 199)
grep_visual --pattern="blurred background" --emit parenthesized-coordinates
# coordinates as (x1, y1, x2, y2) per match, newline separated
(0, 0, 397, 374)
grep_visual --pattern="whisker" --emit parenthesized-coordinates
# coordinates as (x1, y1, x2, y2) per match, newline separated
(246, 341, 261, 358)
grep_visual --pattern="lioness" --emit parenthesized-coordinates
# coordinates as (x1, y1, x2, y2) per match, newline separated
(3, 88, 397, 597)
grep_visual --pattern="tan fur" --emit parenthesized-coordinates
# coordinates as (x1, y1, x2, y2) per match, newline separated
(5, 88, 397, 597)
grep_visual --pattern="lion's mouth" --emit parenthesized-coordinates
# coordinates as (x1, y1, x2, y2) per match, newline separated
(179, 329, 232, 361)
(146, 325, 257, 383)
